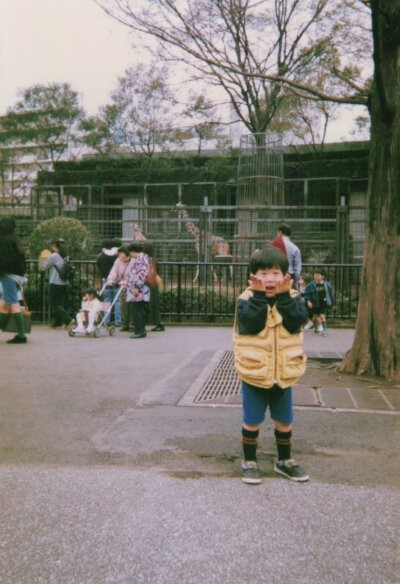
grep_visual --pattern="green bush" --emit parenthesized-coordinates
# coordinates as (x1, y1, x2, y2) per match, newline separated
(29, 216, 94, 260)
(160, 288, 236, 320)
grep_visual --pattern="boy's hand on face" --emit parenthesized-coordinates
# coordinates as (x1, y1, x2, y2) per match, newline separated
(275, 273, 293, 295)
(249, 274, 267, 292)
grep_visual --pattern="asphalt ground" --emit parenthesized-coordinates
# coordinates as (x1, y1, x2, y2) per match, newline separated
(0, 325, 399, 584)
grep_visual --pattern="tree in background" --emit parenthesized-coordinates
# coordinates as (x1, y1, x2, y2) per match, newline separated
(0, 83, 84, 166)
(0, 83, 85, 201)
(82, 63, 184, 156)
(96, 0, 371, 137)
(82, 64, 229, 155)
(182, 94, 231, 155)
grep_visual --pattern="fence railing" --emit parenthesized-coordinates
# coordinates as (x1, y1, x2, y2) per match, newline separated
(24, 260, 361, 324)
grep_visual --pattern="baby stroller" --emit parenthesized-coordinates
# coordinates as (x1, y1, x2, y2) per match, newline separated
(68, 283, 122, 338)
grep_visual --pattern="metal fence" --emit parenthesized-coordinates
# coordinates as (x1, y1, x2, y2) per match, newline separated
(2, 175, 367, 265)
(24, 260, 361, 324)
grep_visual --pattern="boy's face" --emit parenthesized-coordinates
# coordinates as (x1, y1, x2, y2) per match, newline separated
(314, 272, 323, 282)
(254, 266, 284, 297)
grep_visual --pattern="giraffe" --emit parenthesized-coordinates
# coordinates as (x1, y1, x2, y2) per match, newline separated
(131, 223, 147, 241)
(175, 203, 232, 283)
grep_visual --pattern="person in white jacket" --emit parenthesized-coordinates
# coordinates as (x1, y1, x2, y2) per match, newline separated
(74, 289, 103, 333)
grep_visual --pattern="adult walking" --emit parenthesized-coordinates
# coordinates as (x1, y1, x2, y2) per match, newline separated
(40, 238, 73, 328)
(0, 217, 28, 344)
(273, 223, 302, 289)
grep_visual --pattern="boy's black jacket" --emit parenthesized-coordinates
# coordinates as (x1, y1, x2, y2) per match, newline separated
(237, 290, 308, 335)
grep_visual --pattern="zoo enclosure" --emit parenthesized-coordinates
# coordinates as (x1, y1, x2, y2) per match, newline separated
(13, 175, 367, 265)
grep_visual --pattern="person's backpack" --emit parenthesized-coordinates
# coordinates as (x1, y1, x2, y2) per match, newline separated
(56, 257, 75, 282)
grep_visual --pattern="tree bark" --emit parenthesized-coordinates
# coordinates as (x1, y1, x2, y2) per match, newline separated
(339, 0, 400, 381)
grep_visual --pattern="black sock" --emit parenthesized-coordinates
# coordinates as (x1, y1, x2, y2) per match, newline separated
(242, 427, 259, 461)
(275, 429, 292, 461)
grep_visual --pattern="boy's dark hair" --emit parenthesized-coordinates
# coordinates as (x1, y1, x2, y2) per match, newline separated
(127, 241, 144, 253)
(249, 247, 289, 275)
(314, 267, 325, 276)
(86, 288, 100, 299)
(278, 223, 291, 236)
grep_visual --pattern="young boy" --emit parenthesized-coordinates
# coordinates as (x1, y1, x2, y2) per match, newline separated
(233, 247, 309, 484)
(304, 268, 336, 336)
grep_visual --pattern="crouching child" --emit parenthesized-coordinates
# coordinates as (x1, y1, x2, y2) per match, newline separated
(233, 247, 309, 484)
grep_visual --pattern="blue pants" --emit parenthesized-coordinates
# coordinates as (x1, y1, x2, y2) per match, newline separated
(104, 286, 121, 325)
(242, 381, 293, 426)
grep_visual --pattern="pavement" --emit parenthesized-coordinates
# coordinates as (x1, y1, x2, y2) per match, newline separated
(0, 325, 399, 584)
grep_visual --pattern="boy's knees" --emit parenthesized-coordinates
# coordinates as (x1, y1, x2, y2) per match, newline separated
(273, 420, 292, 433)
(243, 423, 260, 432)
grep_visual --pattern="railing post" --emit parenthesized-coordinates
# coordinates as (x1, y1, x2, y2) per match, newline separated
(177, 263, 182, 322)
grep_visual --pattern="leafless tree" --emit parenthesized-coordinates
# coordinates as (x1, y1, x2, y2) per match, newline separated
(96, 0, 372, 135)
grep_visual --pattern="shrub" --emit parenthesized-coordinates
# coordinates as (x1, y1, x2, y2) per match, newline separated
(160, 288, 236, 320)
(29, 216, 94, 260)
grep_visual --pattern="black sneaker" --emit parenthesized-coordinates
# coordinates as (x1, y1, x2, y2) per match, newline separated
(6, 335, 27, 344)
(151, 324, 165, 331)
(241, 460, 262, 484)
(274, 459, 309, 482)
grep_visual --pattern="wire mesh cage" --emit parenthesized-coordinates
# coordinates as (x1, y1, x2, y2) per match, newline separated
(236, 133, 284, 260)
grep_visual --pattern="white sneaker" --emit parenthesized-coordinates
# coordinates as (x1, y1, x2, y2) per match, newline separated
(304, 321, 314, 330)
(317, 325, 323, 333)
(86, 327, 94, 334)
(74, 327, 86, 333)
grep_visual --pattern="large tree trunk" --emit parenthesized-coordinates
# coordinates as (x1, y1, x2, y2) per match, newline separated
(339, 1, 400, 382)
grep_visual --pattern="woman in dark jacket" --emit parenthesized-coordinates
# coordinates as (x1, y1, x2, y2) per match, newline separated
(40, 238, 73, 328)
(0, 217, 28, 343)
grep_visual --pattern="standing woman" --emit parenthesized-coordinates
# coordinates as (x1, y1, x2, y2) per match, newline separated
(0, 217, 28, 343)
(40, 238, 73, 328)
(126, 241, 150, 339)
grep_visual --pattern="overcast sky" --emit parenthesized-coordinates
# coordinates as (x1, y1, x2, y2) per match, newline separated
(1, 0, 368, 143)
(0, 0, 135, 115)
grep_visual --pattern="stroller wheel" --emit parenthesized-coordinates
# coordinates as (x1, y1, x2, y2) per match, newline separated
(93, 328, 101, 338)
(68, 327, 76, 337)
(109, 326, 116, 336)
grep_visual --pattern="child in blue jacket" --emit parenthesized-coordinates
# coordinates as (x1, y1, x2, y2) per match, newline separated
(304, 269, 336, 335)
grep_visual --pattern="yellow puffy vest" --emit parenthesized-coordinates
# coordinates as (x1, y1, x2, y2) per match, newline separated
(233, 288, 307, 389)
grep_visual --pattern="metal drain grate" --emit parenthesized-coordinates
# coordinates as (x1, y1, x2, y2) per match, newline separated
(178, 350, 400, 414)
(194, 350, 240, 404)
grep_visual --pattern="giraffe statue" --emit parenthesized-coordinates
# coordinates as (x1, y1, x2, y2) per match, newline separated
(131, 223, 147, 241)
(175, 203, 231, 283)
